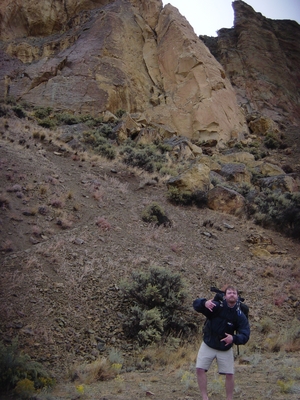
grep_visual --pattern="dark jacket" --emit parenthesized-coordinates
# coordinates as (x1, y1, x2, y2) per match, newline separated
(193, 298, 250, 351)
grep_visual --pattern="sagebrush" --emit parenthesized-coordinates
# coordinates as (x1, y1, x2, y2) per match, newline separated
(120, 266, 197, 345)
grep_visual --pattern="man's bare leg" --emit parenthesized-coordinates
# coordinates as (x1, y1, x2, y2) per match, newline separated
(196, 368, 209, 400)
(225, 373, 234, 400)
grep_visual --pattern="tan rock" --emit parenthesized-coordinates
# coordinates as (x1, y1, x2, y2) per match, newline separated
(102, 111, 118, 123)
(136, 127, 162, 146)
(250, 247, 272, 258)
(0, 0, 111, 40)
(0, 0, 248, 147)
(207, 186, 245, 215)
(259, 175, 298, 193)
(197, 155, 221, 172)
(153, 4, 248, 144)
(248, 116, 279, 135)
(114, 114, 141, 143)
(215, 151, 255, 164)
(219, 163, 252, 184)
(248, 161, 286, 176)
(188, 143, 203, 157)
(164, 137, 202, 161)
(202, 1, 300, 125)
(167, 163, 211, 192)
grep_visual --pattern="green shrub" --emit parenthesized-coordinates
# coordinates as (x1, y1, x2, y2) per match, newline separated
(96, 143, 116, 159)
(264, 133, 281, 149)
(116, 109, 126, 118)
(122, 144, 167, 173)
(82, 131, 97, 145)
(120, 266, 196, 346)
(98, 123, 114, 138)
(82, 129, 116, 159)
(5, 96, 17, 105)
(12, 105, 27, 119)
(0, 338, 54, 392)
(142, 202, 171, 227)
(37, 117, 56, 129)
(253, 190, 300, 238)
(34, 107, 52, 120)
(233, 142, 244, 150)
(156, 142, 173, 153)
(82, 115, 103, 127)
(56, 112, 81, 125)
(0, 104, 10, 117)
(234, 182, 254, 197)
(83, 125, 116, 143)
(167, 187, 207, 208)
(158, 166, 178, 176)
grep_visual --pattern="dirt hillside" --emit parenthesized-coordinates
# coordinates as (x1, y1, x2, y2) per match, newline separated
(0, 114, 300, 399)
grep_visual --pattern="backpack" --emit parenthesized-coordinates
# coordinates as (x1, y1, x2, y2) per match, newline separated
(210, 286, 249, 319)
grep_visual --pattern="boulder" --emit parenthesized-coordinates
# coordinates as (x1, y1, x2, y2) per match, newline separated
(197, 155, 221, 172)
(248, 116, 279, 135)
(102, 111, 118, 123)
(167, 163, 210, 193)
(215, 151, 255, 164)
(248, 161, 286, 177)
(258, 175, 298, 193)
(164, 136, 199, 161)
(219, 162, 252, 184)
(207, 185, 245, 215)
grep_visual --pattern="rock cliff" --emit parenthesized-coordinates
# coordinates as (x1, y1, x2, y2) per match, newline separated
(0, 0, 247, 146)
(201, 0, 300, 126)
(0, 0, 299, 146)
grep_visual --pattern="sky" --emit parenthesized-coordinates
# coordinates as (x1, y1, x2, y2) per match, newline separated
(162, 0, 300, 36)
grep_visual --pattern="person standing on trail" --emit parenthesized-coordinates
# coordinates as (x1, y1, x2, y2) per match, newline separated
(193, 285, 250, 400)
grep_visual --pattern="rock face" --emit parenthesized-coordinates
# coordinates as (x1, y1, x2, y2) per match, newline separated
(0, 0, 112, 40)
(201, 0, 300, 125)
(0, 0, 247, 146)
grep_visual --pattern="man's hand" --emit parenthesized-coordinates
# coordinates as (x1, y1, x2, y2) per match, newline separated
(221, 333, 233, 346)
(205, 299, 216, 312)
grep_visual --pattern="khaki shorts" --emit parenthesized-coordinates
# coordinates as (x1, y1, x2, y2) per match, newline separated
(196, 342, 234, 374)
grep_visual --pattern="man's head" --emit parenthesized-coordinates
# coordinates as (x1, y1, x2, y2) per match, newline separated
(224, 285, 239, 307)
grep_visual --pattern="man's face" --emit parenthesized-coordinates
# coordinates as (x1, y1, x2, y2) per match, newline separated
(225, 288, 238, 306)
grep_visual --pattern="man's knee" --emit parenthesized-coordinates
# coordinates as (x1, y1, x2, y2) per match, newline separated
(196, 368, 206, 376)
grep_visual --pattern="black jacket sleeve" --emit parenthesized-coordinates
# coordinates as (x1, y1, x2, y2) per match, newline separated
(193, 298, 220, 318)
(232, 312, 250, 345)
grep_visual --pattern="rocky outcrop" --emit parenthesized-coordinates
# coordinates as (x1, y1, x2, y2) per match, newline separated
(0, 0, 112, 40)
(0, 0, 248, 146)
(201, 0, 300, 126)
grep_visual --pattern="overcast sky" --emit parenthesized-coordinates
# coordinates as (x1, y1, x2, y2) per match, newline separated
(162, 0, 300, 36)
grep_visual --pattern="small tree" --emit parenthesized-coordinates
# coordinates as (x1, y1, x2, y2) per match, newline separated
(120, 266, 196, 346)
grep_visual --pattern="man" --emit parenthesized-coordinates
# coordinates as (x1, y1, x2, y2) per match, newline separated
(193, 285, 250, 400)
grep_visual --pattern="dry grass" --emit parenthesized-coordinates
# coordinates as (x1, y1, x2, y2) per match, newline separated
(70, 357, 116, 384)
